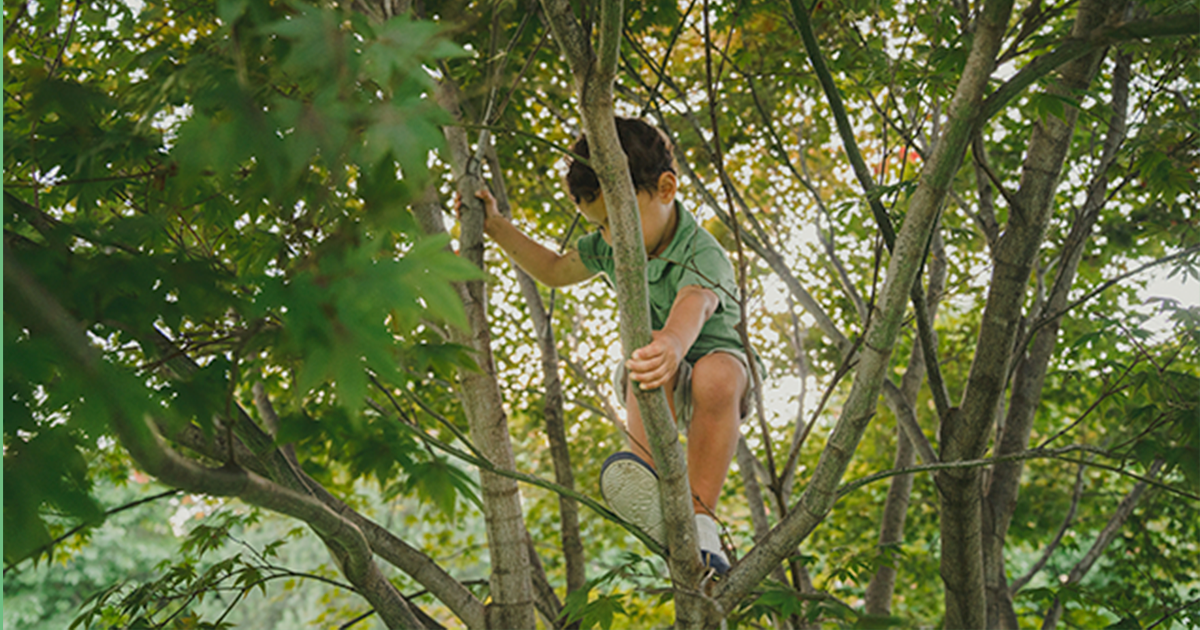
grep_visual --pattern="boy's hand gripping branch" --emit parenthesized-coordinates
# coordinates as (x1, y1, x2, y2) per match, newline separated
(626, 285, 719, 391)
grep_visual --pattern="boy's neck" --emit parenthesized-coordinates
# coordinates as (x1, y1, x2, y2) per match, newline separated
(648, 203, 678, 258)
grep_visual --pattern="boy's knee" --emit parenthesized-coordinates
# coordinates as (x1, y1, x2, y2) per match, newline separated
(691, 353, 747, 410)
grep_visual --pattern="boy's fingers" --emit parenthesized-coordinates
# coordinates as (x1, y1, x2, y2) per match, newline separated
(636, 366, 672, 390)
(626, 354, 662, 374)
(630, 360, 670, 387)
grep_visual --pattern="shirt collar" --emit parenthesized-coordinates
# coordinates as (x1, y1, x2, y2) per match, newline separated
(647, 202, 697, 282)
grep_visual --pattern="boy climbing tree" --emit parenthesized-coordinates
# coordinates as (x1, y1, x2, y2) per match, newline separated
(459, 117, 754, 574)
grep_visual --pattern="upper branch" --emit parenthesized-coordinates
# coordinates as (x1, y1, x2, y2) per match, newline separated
(539, 0, 592, 81)
(595, 0, 622, 86)
(981, 11, 1199, 123)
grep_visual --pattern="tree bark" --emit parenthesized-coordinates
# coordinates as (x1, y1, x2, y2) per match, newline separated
(865, 230, 947, 616)
(422, 76, 537, 629)
(982, 50, 1132, 630)
(941, 0, 1119, 625)
(483, 141, 588, 598)
(539, 2, 711, 627)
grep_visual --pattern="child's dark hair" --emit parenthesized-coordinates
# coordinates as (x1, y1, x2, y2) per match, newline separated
(566, 117, 676, 204)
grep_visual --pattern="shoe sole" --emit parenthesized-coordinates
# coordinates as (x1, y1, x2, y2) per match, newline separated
(600, 452, 665, 545)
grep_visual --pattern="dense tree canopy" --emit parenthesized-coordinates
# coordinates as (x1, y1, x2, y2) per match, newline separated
(5, 0, 1199, 628)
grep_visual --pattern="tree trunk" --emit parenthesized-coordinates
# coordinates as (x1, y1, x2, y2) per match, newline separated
(409, 77, 537, 629)
(982, 50, 1132, 630)
(540, 1, 710, 626)
(483, 142, 588, 597)
(865, 230, 946, 615)
(941, 0, 1118, 626)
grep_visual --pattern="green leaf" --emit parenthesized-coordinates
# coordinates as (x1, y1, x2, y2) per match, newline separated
(403, 458, 477, 518)
(3, 427, 105, 566)
(216, 0, 248, 24)
(583, 594, 627, 630)
(1104, 615, 1142, 629)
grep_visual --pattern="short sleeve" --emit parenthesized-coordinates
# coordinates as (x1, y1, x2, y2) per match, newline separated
(676, 242, 739, 315)
(576, 231, 613, 277)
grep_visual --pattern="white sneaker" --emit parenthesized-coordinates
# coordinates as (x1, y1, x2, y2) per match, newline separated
(600, 452, 665, 545)
(600, 453, 733, 575)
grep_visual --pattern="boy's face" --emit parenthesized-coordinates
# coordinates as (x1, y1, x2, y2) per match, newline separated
(576, 172, 678, 256)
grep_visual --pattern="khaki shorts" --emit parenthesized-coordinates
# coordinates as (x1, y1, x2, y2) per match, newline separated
(613, 348, 753, 435)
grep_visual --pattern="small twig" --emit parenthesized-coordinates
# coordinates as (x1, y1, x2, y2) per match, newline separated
(339, 609, 377, 629)
(4, 1, 29, 41)
(490, 13, 547, 124)
(4, 489, 183, 574)
(1037, 354, 1143, 449)
(368, 380, 666, 553)
(634, 0, 699, 118)
(971, 134, 1028, 225)
(6, 168, 170, 188)
(701, 0, 778, 491)
(837, 445, 1199, 503)
(47, 0, 83, 80)
(1009, 458, 1089, 593)
(784, 336, 864, 481)
(1145, 596, 1200, 630)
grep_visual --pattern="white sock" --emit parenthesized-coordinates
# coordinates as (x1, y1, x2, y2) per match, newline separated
(694, 513, 724, 556)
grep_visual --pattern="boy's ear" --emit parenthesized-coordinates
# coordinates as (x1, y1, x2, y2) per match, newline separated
(656, 171, 678, 202)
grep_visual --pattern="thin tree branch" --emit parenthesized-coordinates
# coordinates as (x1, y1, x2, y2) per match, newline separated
(365, 391, 666, 555)
(1145, 597, 1200, 630)
(635, 0, 699, 118)
(491, 25, 549, 125)
(1008, 459, 1088, 594)
(980, 12, 1200, 123)
(1025, 244, 1200, 346)
(1041, 458, 1167, 630)
(997, 0, 1078, 63)
(787, 0, 955, 429)
(880, 381, 939, 465)
(700, 0, 780, 496)
(972, 133, 1028, 223)
(3, 489, 183, 574)
(786, 0, 896, 247)
(838, 448, 1195, 503)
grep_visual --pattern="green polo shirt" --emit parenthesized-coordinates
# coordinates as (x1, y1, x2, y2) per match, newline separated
(576, 204, 746, 364)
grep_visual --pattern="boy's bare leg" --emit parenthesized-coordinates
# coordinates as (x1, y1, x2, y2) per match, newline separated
(684, 352, 745, 513)
(624, 352, 746, 514)
(622, 372, 677, 470)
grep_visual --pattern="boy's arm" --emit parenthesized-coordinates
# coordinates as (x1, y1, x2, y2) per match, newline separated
(471, 189, 594, 288)
(625, 285, 719, 390)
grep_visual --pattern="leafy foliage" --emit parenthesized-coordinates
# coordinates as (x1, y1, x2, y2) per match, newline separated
(4, 0, 479, 569)
(5, 0, 1200, 627)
